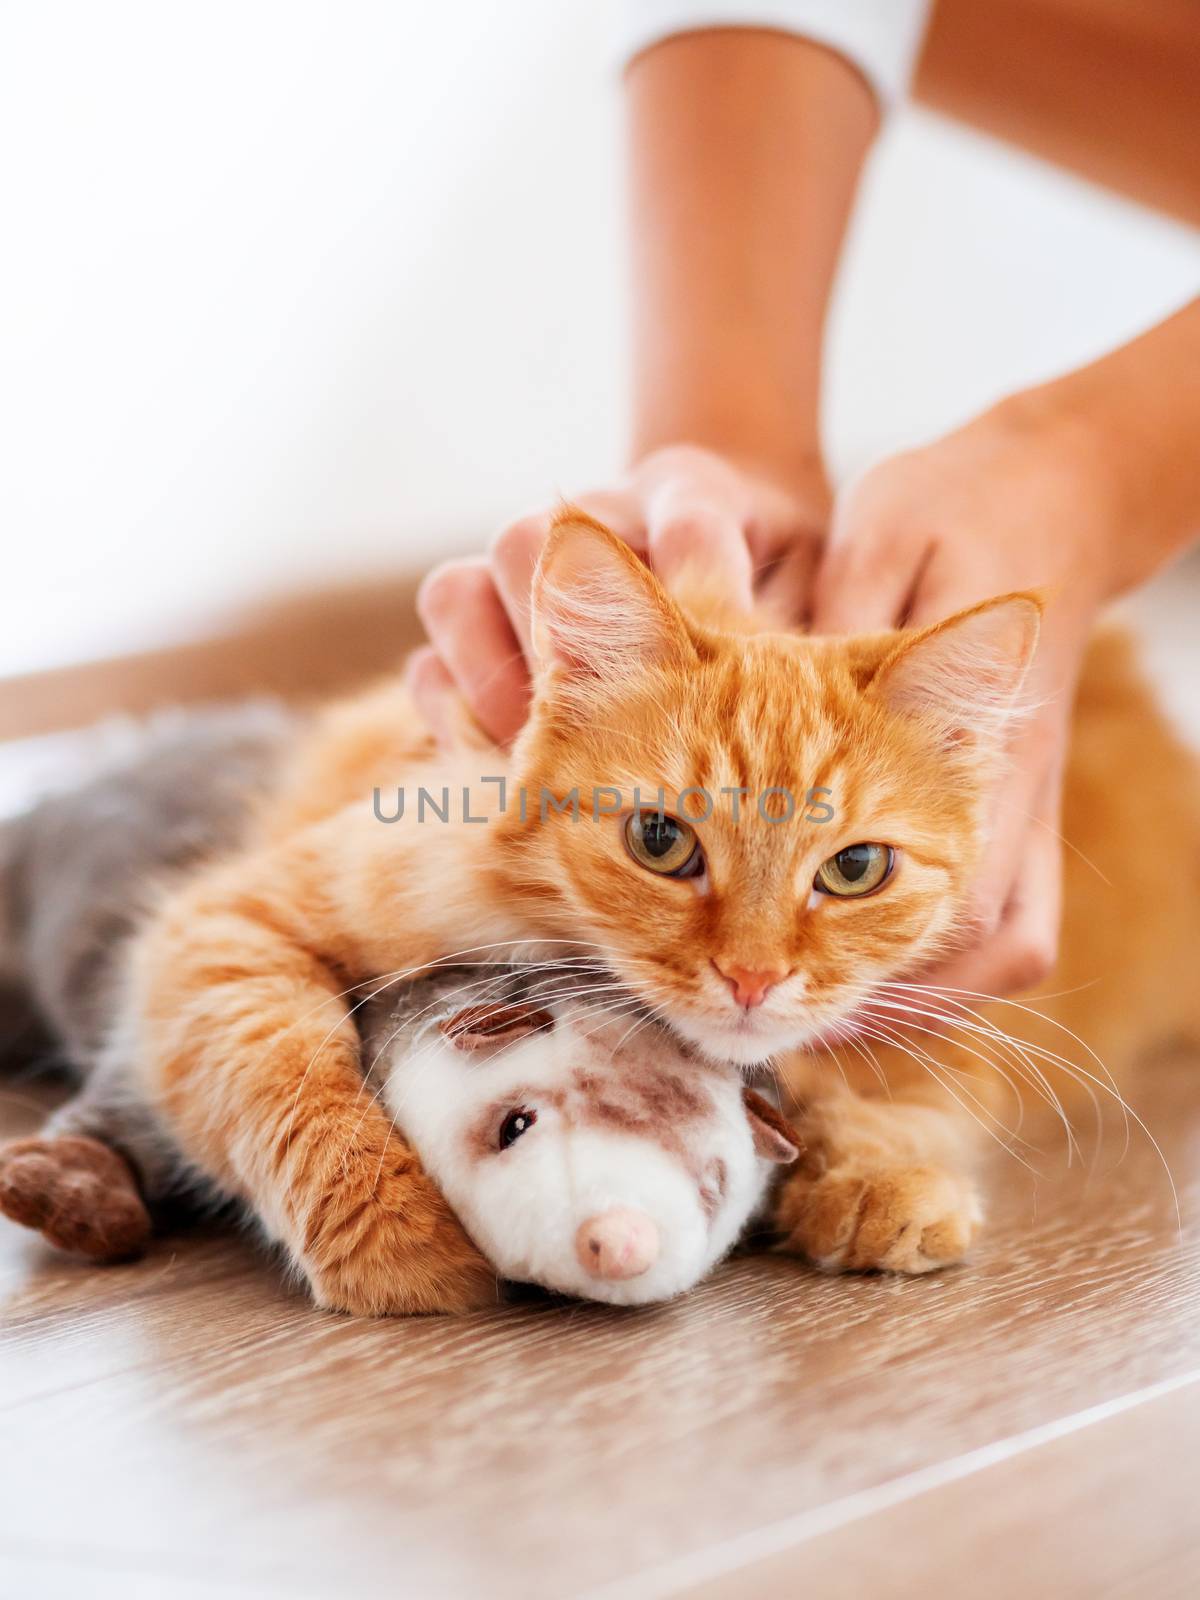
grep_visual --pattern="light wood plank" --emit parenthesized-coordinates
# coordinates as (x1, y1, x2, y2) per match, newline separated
(677, 1377, 1200, 1599)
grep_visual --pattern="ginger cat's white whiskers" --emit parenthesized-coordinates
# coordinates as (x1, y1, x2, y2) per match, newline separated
(858, 998, 1073, 1156)
(861, 1008, 1036, 1147)
(870, 980, 1180, 1218)
(874, 982, 1119, 1153)
(280, 941, 612, 1166)
(848, 1019, 1042, 1173)
(852, 1017, 1038, 1154)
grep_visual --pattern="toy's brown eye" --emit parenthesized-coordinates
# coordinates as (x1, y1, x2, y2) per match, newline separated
(498, 1107, 537, 1150)
(814, 843, 894, 898)
(624, 811, 703, 878)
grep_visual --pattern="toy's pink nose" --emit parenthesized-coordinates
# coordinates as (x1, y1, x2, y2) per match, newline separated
(575, 1207, 659, 1281)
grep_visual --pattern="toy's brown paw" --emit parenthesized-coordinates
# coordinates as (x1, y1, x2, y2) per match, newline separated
(0, 1135, 152, 1262)
(300, 1155, 498, 1317)
(774, 1162, 981, 1275)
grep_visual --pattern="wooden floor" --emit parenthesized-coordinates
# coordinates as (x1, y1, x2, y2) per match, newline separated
(2, 1048, 1199, 1600)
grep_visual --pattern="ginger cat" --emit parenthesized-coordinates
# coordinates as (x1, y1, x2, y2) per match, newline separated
(115, 513, 1199, 1312)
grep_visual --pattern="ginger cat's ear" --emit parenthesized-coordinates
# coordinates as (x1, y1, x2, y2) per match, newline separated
(531, 508, 695, 687)
(871, 593, 1042, 747)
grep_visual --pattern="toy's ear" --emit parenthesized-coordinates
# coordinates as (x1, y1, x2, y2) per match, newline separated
(742, 1088, 801, 1164)
(440, 1002, 555, 1052)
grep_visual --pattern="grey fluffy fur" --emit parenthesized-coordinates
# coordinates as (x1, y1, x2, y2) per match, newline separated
(0, 703, 296, 1201)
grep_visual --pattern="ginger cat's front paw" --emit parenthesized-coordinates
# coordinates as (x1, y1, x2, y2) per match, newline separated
(774, 1163, 982, 1275)
(297, 1151, 498, 1317)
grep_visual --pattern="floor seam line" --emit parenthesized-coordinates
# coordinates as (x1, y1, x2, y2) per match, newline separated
(581, 1365, 1200, 1600)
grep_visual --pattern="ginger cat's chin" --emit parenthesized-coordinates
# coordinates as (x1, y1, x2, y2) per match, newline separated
(671, 1010, 816, 1068)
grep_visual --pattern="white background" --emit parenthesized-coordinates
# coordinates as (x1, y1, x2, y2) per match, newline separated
(2, 0, 1198, 678)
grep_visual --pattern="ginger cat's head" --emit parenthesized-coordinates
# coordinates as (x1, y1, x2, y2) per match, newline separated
(493, 513, 1039, 1065)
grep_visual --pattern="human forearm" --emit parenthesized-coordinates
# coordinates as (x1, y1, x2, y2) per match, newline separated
(1004, 296, 1200, 593)
(626, 28, 878, 490)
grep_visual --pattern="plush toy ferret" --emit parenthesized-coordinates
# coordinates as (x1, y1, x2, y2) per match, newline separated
(363, 966, 797, 1305)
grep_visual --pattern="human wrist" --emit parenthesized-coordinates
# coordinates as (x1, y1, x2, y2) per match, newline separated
(997, 306, 1200, 595)
(984, 387, 1130, 601)
(989, 379, 1114, 489)
(628, 437, 831, 520)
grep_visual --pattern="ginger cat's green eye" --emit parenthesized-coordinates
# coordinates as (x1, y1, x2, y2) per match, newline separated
(624, 812, 703, 878)
(815, 843, 894, 898)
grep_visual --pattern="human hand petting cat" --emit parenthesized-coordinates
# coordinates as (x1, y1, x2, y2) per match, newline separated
(410, 421, 1105, 1007)
(814, 396, 1122, 1003)
(410, 445, 830, 746)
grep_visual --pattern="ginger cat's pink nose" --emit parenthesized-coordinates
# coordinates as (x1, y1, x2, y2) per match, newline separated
(712, 958, 788, 1009)
(575, 1207, 659, 1280)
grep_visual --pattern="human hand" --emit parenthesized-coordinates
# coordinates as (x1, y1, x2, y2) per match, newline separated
(410, 445, 830, 746)
(813, 399, 1120, 1001)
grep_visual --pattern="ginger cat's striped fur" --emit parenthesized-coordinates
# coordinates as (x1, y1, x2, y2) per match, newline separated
(121, 514, 1200, 1311)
